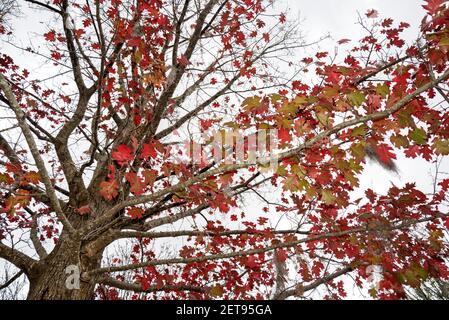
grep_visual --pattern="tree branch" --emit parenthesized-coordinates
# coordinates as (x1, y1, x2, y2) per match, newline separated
(95, 64, 449, 227)
(24, 0, 62, 15)
(87, 214, 436, 277)
(98, 276, 207, 294)
(30, 213, 48, 259)
(114, 228, 310, 241)
(0, 242, 36, 276)
(0, 74, 76, 236)
(274, 265, 355, 300)
(0, 270, 24, 291)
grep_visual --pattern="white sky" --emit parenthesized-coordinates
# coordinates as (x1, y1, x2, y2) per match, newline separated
(286, 0, 425, 40)
(274, 0, 446, 198)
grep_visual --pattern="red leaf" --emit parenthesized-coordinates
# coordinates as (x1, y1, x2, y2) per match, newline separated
(292, 80, 309, 91)
(276, 249, 288, 262)
(245, 256, 258, 269)
(133, 114, 142, 125)
(366, 9, 379, 19)
(99, 180, 119, 201)
(44, 30, 56, 42)
(124, 172, 145, 196)
(262, 33, 270, 42)
(312, 260, 324, 276)
(74, 29, 85, 39)
(444, 218, 449, 230)
(140, 143, 157, 159)
(375, 144, 396, 165)
(180, 246, 195, 258)
(177, 55, 191, 67)
(112, 144, 134, 166)
(278, 127, 292, 143)
(422, 0, 444, 14)
(128, 37, 141, 47)
(404, 145, 420, 158)
(337, 39, 350, 45)
(200, 119, 215, 131)
(128, 207, 144, 219)
(76, 205, 91, 215)
(51, 51, 62, 60)
(82, 19, 91, 28)
(279, 13, 286, 24)
(316, 52, 328, 59)
(218, 202, 230, 213)
(439, 179, 449, 191)
(382, 18, 393, 27)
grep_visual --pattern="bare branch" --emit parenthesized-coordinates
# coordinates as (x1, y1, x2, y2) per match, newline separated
(98, 276, 207, 294)
(0, 242, 36, 276)
(274, 266, 355, 300)
(24, 0, 62, 15)
(0, 270, 24, 291)
(0, 74, 76, 235)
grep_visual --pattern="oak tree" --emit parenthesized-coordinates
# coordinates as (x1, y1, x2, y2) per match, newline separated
(0, 0, 449, 300)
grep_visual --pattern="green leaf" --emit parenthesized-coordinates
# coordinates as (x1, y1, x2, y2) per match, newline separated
(410, 128, 427, 145)
(270, 93, 284, 104)
(390, 134, 409, 148)
(439, 36, 449, 47)
(368, 287, 378, 298)
(297, 178, 309, 191)
(276, 166, 287, 176)
(317, 110, 330, 127)
(321, 189, 336, 205)
(322, 87, 339, 98)
(397, 109, 415, 127)
(243, 96, 261, 111)
(223, 121, 240, 129)
(375, 84, 390, 98)
(350, 142, 366, 161)
(344, 172, 359, 187)
(348, 159, 363, 172)
(434, 139, 449, 155)
(279, 103, 299, 115)
(351, 124, 368, 137)
(283, 175, 299, 192)
(305, 185, 317, 199)
(348, 91, 366, 106)
(292, 95, 308, 105)
(404, 270, 420, 287)
(291, 164, 306, 178)
(0, 173, 11, 183)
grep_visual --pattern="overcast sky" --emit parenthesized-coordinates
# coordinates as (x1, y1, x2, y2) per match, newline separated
(285, 0, 425, 40)
(274, 0, 446, 199)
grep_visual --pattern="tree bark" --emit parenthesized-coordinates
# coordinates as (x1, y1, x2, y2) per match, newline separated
(26, 236, 102, 300)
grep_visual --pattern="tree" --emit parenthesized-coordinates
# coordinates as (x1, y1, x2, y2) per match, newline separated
(0, 0, 448, 300)
(406, 278, 449, 300)
(0, 1, 17, 24)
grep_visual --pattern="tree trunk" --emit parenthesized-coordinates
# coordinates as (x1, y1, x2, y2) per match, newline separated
(26, 236, 102, 300)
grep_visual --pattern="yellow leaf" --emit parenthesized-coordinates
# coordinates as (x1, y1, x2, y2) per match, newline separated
(209, 285, 224, 297)
(321, 189, 336, 205)
(243, 96, 261, 111)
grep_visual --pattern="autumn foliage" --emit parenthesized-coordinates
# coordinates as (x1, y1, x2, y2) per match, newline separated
(0, 0, 449, 300)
